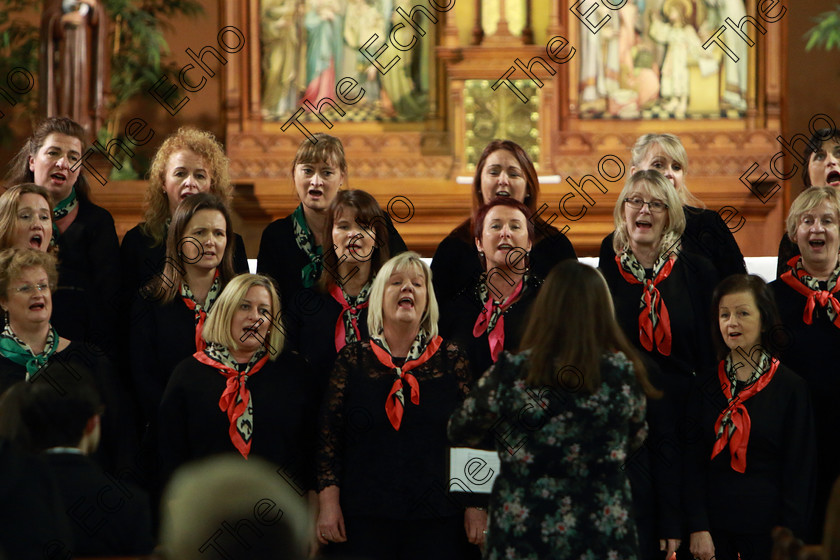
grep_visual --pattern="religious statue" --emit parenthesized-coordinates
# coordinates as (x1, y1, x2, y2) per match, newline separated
(40, 0, 109, 137)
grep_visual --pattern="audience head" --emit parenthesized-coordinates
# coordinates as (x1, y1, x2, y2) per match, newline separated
(785, 186, 840, 275)
(0, 184, 54, 253)
(711, 274, 782, 361)
(520, 261, 658, 397)
(203, 274, 283, 360)
(473, 140, 539, 213)
(321, 189, 391, 290)
(0, 363, 102, 455)
(613, 169, 685, 256)
(0, 248, 58, 332)
(149, 193, 235, 304)
(145, 127, 232, 244)
(291, 133, 346, 213)
(473, 197, 534, 274)
(802, 127, 840, 188)
(368, 251, 438, 338)
(160, 455, 309, 560)
(5, 117, 89, 204)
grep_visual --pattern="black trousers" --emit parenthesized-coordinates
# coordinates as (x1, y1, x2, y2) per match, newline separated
(324, 514, 466, 560)
(709, 528, 772, 560)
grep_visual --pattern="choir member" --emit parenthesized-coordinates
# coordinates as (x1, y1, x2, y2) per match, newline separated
(4, 117, 120, 357)
(449, 261, 659, 560)
(770, 186, 840, 542)
(599, 133, 746, 280)
(292, 189, 391, 388)
(158, 273, 317, 487)
(0, 184, 54, 253)
(0, 248, 129, 472)
(129, 193, 236, 426)
(431, 139, 575, 305)
(316, 252, 470, 560)
(600, 169, 718, 559)
(685, 274, 815, 560)
(120, 127, 249, 304)
(776, 128, 840, 277)
(257, 133, 406, 314)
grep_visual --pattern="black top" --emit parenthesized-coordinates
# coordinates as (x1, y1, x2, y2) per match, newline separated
(432, 217, 576, 306)
(0, 340, 134, 473)
(158, 351, 318, 487)
(257, 211, 407, 313)
(0, 440, 73, 560)
(289, 288, 371, 391)
(776, 233, 799, 278)
(439, 274, 540, 382)
(770, 278, 840, 540)
(598, 206, 746, 281)
(317, 340, 470, 519)
(129, 295, 202, 423)
(601, 252, 717, 545)
(52, 198, 121, 359)
(43, 451, 155, 556)
(120, 223, 250, 306)
(684, 363, 815, 537)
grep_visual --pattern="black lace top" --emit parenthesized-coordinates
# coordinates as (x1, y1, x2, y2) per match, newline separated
(316, 339, 470, 520)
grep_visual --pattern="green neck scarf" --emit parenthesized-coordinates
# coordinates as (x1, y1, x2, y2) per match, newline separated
(0, 324, 59, 381)
(292, 204, 323, 288)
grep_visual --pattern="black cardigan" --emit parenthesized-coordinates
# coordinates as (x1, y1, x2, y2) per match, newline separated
(52, 198, 121, 359)
(158, 351, 318, 487)
(770, 277, 840, 540)
(431, 217, 576, 306)
(120, 222, 249, 306)
(683, 362, 815, 537)
(598, 206, 746, 281)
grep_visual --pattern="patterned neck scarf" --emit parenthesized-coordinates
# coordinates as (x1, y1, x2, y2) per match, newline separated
(370, 329, 442, 431)
(780, 256, 840, 329)
(616, 250, 676, 356)
(180, 270, 221, 352)
(194, 343, 269, 459)
(292, 204, 323, 288)
(473, 276, 525, 363)
(52, 188, 78, 221)
(329, 282, 371, 352)
(711, 354, 778, 473)
(0, 323, 59, 381)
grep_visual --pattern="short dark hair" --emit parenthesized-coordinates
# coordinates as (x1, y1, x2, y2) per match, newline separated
(711, 274, 783, 360)
(802, 127, 840, 187)
(0, 363, 102, 452)
(472, 196, 535, 241)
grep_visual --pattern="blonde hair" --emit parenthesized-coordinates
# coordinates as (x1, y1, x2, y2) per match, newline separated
(785, 186, 840, 241)
(367, 252, 439, 338)
(631, 133, 703, 208)
(613, 170, 686, 256)
(0, 248, 59, 298)
(291, 132, 348, 181)
(0, 184, 56, 255)
(143, 128, 232, 246)
(203, 274, 284, 359)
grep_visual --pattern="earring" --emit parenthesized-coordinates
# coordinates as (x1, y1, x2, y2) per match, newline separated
(478, 251, 484, 258)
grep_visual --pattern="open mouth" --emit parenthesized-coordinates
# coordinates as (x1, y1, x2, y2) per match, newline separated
(635, 220, 653, 231)
(398, 296, 414, 309)
(809, 239, 826, 248)
(497, 243, 513, 251)
(728, 331, 741, 340)
(495, 190, 510, 197)
(50, 172, 67, 184)
(308, 188, 324, 198)
(29, 302, 46, 311)
(828, 171, 840, 185)
(29, 234, 43, 249)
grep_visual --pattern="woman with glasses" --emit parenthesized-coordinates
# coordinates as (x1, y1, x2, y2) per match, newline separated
(600, 169, 719, 560)
(0, 248, 129, 471)
(598, 134, 746, 281)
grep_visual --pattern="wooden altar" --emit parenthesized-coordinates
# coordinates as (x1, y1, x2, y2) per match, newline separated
(216, 0, 788, 258)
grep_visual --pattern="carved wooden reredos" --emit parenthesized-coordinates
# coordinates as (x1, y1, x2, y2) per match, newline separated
(222, 0, 787, 257)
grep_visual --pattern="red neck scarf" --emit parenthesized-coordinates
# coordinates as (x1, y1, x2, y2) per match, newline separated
(616, 253, 675, 356)
(710, 357, 779, 473)
(370, 335, 443, 431)
(329, 283, 370, 352)
(473, 278, 524, 363)
(181, 270, 221, 352)
(780, 256, 840, 329)
(194, 346, 270, 459)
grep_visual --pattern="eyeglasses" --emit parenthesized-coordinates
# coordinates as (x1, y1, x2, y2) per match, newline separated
(14, 283, 49, 295)
(624, 197, 668, 213)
